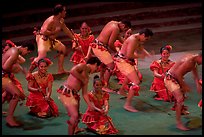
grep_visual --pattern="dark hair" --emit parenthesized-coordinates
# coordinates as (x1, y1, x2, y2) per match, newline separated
(93, 75, 101, 85)
(121, 19, 132, 28)
(86, 57, 101, 66)
(53, 4, 65, 15)
(160, 45, 172, 54)
(38, 58, 48, 66)
(139, 28, 153, 37)
(38, 58, 52, 66)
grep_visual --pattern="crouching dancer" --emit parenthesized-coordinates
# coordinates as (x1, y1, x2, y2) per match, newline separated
(164, 52, 202, 131)
(2, 41, 34, 127)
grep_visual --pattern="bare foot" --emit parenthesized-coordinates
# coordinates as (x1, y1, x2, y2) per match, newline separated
(117, 90, 127, 97)
(177, 124, 190, 131)
(6, 116, 21, 127)
(57, 70, 69, 74)
(181, 110, 190, 115)
(124, 105, 138, 112)
(2, 111, 7, 115)
(74, 127, 85, 134)
(102, 87, 116, 93)
(37, 112, 47, 118)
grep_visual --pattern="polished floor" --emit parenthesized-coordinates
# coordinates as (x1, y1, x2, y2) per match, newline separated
(2, 50, 202, 135)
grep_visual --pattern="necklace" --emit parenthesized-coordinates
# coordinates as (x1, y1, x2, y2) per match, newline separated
(160, 59, 170, 65)
(38, 72, 47, 79)
(93, 90, 102, 100)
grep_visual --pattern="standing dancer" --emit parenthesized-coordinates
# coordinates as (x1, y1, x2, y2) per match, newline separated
(86, 20, 132, 91)
(57, 57, 102, 135)
(164, 52, 202, 130)
(29, 4, 75, 74)
(114, 28, 143, 96)
(2, 42, 34, 127)
(114, 28, 154, 112)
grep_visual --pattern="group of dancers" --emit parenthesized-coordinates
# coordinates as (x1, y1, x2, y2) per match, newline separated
(2, 3, 202, 135)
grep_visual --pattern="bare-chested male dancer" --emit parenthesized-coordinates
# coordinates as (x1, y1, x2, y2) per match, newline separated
(114, 28, 154, 112)
(2, 42, 35, 127)
(29, 4, 75, 74)
(86, 20, 132, 91)
(164, 52, 202, 131)
(57, 56, 102, 135)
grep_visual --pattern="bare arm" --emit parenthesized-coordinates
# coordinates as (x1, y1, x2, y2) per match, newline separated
(153, 69, 164, 78)
(27, 79, 40, 92)
(141, 48, 152, 57)
(117, 34, 125, 43)
(176, 74, 190, 92)
(46, 80, 53, 98)
(17, 55, 26, 64)
(82, 84, 96, 111)
(108, 29, 119, 52)
(2, 49, 18, 71)
(103, 99, 109, 114)
(192, 66, 202, 93)
(60, 19, 74, 40)
(85, 46, 93, 59)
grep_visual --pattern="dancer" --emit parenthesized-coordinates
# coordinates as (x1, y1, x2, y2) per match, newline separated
(150, 45, 175, 101)
(70, 22, 95, 65)
(114, 28, 133, 84)
(114, 28, 154, 112)
(86, 20, 132, 91)
(29, 4, 75, 74)
(2, 41, 34, 127)
(57, 56, 102, 135)
(26, 58, 59, 118)
(114, 28, 142, 96)
(2, 40, 27, 114)
(82, 75, 118, 135)
(164, 52, 202, 130)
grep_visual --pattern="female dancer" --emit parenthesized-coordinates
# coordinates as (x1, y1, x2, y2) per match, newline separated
(82, 75, 118, 135)
(26, 58, 59, 118)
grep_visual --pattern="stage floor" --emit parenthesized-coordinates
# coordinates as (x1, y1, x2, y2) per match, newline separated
(2, 49, 202, 135)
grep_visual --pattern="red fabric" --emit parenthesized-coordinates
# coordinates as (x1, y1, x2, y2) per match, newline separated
(198, 99, 202, 108)
(70, 34, 94, 65)
(132, 85, 140, 96)
(150, 60, 175, 101)
(25, 73, 59, 116)
(114, 40, 122, 48)
(82, 91, 118, 134)
(2, 74, 24, 102)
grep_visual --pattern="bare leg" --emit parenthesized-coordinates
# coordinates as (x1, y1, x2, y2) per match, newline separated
(60, 98, 79, 135)
(2, 91, 7, 114)
(102, 63, 115, 92)
(124, 88, 138, 112)
(74, 99, 85, 134)
(118, 77, 128, 97)
(4, 83, 25, 126)
(123, 71, 140, 112)
(173, 90, 190, 131)
(6, 98, 20, 126)
(57, 54, 66, 74)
